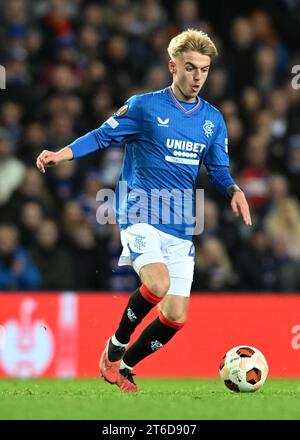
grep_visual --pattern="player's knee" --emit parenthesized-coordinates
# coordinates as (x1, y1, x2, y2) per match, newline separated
(145, 278, 170, 298)
(163, 310, 186, 324)
(159, 310, 186, 329)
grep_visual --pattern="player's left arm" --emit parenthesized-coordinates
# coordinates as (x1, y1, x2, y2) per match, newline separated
(227, 183, 252, 226)
(203, 114, 252, 226)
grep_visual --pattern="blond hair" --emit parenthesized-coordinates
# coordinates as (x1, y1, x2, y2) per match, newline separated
(167, 29, 218, 59)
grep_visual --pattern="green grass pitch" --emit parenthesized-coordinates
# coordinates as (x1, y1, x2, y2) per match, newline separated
(0, 378, 299, 420)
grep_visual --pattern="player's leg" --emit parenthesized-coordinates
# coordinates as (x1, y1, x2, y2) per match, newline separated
(159, 293, 189, 323)
(118, 293, 190, 392)
(121, 293, 188, 367)
(113, 262, 169, 346)
(117, 235, 194, 392)
(100, 263, 169, 385)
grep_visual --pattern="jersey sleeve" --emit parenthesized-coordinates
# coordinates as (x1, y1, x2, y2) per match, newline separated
(204, 113, 229, 167)
(203, 113, 235, 196)
(69, 95, 143, 159)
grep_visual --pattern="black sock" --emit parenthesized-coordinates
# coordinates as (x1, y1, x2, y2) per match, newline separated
(107, 339, 126, 362)
(115, 285, 161, 344)
(122, 314, 184, 368)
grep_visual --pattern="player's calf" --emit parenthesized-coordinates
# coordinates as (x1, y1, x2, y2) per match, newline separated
(119, 311, 185, 374)
(114, 284, 163, 345)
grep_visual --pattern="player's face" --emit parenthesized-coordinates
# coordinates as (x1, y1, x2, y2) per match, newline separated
(169, 51, 211, 102)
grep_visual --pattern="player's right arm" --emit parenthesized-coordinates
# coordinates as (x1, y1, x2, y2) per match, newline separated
(36, 95, 142, 173)
(36, 146, 73, 173)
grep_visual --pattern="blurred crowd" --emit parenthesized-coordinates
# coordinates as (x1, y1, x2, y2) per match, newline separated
(0, 0, 300, 292)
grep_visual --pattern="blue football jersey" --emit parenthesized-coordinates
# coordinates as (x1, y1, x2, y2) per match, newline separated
(70, 86, 234, 240)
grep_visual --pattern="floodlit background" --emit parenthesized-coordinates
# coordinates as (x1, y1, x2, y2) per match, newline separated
(0, 0, 300, 384)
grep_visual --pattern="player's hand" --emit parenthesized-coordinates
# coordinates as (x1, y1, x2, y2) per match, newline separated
(231, 190, 252, 226)
(36, 150, 60, 173)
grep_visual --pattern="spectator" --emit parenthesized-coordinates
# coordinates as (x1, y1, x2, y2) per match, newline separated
(60, 200, 86, 240)
(0, 128, 26, 206)
(251, 9, 289, 76)
(19, 122, 47, 166)
(3, 167, 55, 221)
(67, 221, 107, 290)
(193, 238, 236, 291)
(18, 201, 45, 247)
(0, 224, 41, 290)
(269, 232, 300, 292)
(76, 171, 103, 235)
(30, 219, 74, 290)
(47, 160, 80, 203)
(254, 46, 279, 95)
(264, 197, 300, 258)
(229, 17, 256, 94)
(234, 228, 276, 291)
(0, 101, 23, 151)
(285, 135, 300, 198)
(267, 174, 290, 207)
(237, 134, 270, 214)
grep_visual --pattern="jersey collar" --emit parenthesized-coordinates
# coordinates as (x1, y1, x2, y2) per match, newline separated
(167, 86, 201, 115)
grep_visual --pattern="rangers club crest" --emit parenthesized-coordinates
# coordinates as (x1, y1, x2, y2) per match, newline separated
(203, 120, 214, 137)
(151, 340, 163, 351)
(134, 235, 146, 251)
